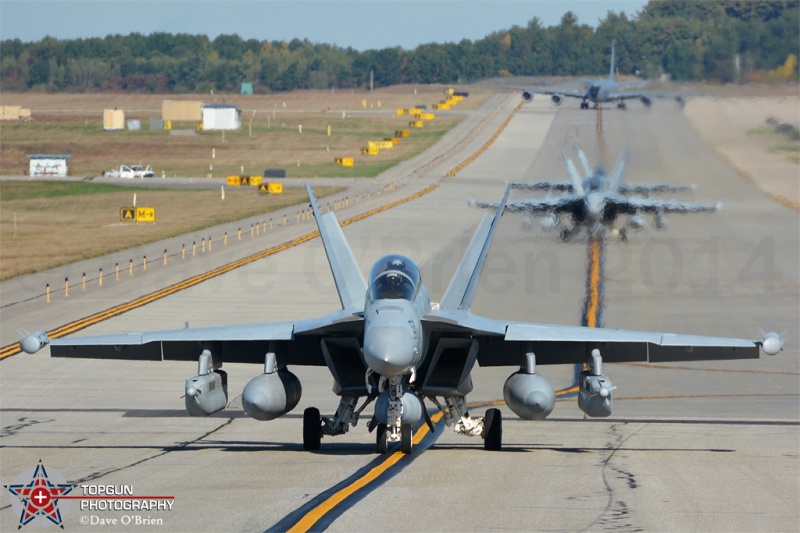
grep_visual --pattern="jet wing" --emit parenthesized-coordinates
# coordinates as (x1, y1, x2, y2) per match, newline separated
(620, 183, 696, 195)
(527, 89, 586, 99)
(608, 91, 651, 102)
(510, 181, 574, 192)
(472, 196, 580, 215)
(609, 196, 721, 214)
(49, 309, 364, 365)
(422, 311, 765, 365)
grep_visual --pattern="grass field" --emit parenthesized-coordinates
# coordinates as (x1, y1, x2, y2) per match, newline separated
(0, 86, 489, 280)
(0, 181, 342, 280)
(0, 86, 488, 178)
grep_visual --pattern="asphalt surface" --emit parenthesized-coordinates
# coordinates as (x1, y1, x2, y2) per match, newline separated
(1, 95, 798, 533)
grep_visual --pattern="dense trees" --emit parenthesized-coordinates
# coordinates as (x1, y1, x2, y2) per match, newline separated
(1, 0, 797, 92)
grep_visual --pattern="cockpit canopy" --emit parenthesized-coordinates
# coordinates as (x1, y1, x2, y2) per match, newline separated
(585, 169, 605, 192)
(368, 254, 420, 301)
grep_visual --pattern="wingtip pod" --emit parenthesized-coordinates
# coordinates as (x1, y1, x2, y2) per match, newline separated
(20, 331, 49, 354)
(759, 330, 785, 356)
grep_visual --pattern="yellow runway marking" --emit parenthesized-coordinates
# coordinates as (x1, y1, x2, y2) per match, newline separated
(288, 386, 578, 533)
(584, 237, 603, 329)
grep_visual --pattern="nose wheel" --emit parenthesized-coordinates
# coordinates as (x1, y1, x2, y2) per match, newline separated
(376, 423, 414, 454)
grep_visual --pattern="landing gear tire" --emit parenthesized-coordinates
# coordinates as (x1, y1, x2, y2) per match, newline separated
(581, 102, 588, 110)
(401, 424, 413, 454)
(376, 423, 388, 454)
(619, 227, 628, 242)
(303, 407, 321, 451)
(483, 408, 502, 451)
(617, 102, 626, 110)
(560, 228, 570, 242)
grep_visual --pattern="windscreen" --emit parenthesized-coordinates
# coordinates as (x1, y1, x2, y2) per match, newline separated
(368, 255, 420, 301)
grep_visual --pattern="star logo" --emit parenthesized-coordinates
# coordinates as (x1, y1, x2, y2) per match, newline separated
(5, 461, 73, 529)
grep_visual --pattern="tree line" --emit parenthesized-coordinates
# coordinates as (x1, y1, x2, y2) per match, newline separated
(1, 0, 797, 93)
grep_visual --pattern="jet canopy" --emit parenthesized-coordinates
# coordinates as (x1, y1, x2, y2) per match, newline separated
(368, 254, 420, 301)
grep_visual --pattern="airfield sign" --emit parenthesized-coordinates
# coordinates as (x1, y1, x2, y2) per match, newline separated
(120, 207, 156, 223)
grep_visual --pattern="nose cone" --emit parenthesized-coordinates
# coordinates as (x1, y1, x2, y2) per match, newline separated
(363, 326, 415, 377)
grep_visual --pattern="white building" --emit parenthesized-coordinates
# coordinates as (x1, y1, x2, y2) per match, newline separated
(27, 154, 71, 177)
(202, 104, 241, 130)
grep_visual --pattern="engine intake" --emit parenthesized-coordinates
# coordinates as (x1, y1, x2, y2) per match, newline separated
(551, 94, 563, 106)
(521, 90, 534, 103)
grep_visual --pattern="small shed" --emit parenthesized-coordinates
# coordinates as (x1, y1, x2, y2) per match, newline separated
(27, 154, 71, 177)
(162, 100, 202, 122)
(241, 82, 253, 95)
(103, 109, 125, 131)
(202, 104, 241, 130)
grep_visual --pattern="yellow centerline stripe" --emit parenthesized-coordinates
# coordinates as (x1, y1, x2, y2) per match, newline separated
(585, 238, 602, 328)
(0, 184, 440, 361)
(288, 386, 578, 532)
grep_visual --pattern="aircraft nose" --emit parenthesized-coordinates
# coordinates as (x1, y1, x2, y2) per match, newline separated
(363, 326, 415, 377)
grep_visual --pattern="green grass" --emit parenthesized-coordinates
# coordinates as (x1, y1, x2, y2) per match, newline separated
(0, 181, 162, 201)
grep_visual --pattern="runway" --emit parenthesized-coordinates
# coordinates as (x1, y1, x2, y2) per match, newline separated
(2, 96, 798, 532)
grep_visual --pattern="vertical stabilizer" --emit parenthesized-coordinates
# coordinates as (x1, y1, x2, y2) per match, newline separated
(306, 184, 367, 311)
(607, 149, 629, 193)
(562, 149, 585, 195)
(441, 184, 511, 310)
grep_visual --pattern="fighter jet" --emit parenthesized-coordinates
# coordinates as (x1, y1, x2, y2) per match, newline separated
(20, 184, 783, 453)
(470, 146, 721, 242)
(518, 41, 684, 110)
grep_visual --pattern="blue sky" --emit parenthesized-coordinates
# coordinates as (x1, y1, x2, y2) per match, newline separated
(0, 1, 649, 51)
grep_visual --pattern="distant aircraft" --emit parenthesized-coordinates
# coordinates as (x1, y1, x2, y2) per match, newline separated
(470, 146, 721, 241)
(519, 41, 684, 110)
(21, 185, 782, 453)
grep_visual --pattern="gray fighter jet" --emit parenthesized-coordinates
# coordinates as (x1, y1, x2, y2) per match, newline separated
(20, 184, 783, 453)
(470, 146, 721, 242)
(519, 41, 684, 110)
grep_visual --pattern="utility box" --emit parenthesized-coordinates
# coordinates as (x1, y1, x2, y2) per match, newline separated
(103, 109, 125, 131)
(202, 104, 241, 130)
(162, 100, 202, 122)
(27, 154, 70, 177)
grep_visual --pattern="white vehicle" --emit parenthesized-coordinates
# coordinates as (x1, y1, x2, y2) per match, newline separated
(130, 165, 154, 178)
(104, 165, 154, 178)
(104, 165, 135, 178)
